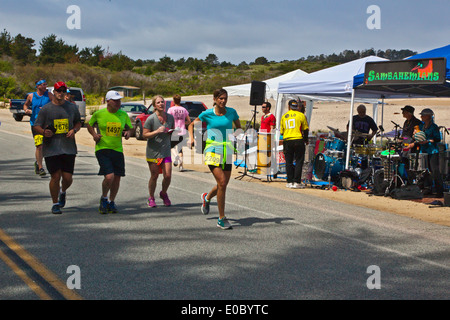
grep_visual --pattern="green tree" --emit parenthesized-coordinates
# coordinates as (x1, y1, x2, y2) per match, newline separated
(0, 76, 16, 97)
(254, 56, 269, 65)
(39, 34, 78, 64)
(0, 29, 13, 56)
(154, 55, 176, 72)
(205, 53, 219, 67)
(78, 45, 104, 66)
(100, 51, 134, 71)
(11, 34, 36, 65)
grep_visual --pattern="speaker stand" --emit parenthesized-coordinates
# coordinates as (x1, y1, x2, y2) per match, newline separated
(235, 133, 261, 181)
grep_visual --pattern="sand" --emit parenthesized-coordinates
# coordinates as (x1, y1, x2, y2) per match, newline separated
(79, 95, 450, 227)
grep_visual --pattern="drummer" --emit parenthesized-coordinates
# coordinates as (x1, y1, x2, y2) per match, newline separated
(406, 108, 443, 198)
(346, 104, 378, 145)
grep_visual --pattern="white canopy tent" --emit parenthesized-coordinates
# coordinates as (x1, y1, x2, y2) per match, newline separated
(277, 56, 389, 169)
(224, 69, 308, 100)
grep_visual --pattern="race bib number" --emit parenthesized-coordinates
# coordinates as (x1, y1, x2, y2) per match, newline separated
(204, 152, 222, 167)
(54, 119, 69, 134)
(105, 122, 122, 137)
(34, 134, 43, 147)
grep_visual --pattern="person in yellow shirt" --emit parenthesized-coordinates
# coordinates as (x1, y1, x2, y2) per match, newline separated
(280, 99, 309, 188)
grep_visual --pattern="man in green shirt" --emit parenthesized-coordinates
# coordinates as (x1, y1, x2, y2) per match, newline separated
(87, 90, 132, 214)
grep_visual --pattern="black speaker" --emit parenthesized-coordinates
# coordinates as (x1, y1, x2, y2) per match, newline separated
(249, 81, 266, 106)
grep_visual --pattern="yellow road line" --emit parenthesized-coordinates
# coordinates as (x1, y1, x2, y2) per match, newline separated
(0, 229, 83, 300)
(0, 249, 52, 300)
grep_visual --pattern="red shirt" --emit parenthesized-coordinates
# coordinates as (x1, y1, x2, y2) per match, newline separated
(260, 113, 276, 132)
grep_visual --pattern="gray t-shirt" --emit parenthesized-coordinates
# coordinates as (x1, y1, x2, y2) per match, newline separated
(34, 101, 81, 157)
(144, 112, 174, 159)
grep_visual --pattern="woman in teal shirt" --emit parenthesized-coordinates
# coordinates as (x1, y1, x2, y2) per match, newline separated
(408, 108, 443, 197)
(188, 89, 241, 229)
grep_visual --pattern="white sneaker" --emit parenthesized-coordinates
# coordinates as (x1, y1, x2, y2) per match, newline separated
(286, 183, 294, 188)
(179, 162, 183, 172)
(293, 183, 305, 189)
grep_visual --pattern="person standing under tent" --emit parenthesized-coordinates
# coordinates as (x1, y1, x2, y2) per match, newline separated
(400, 105, 422, 168)
(280, 99, 309, 189)
(259, 101, 276, 133)
(406, 108, 444, 198)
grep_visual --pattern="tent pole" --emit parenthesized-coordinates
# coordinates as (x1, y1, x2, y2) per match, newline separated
(345, 89, 356, 169)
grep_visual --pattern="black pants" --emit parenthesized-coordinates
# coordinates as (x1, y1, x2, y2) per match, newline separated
(424, 153, 444, 195)
(283, 139, 305, 183)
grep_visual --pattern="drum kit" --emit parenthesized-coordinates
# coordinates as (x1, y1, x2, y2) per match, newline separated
(311, 125, 427, 193)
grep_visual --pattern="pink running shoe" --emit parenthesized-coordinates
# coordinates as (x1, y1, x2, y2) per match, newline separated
(160, 191, 171, 206)
(147, 197, 157, 208)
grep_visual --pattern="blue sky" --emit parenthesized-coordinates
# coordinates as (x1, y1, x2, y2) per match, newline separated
(1, 0, 449, 63)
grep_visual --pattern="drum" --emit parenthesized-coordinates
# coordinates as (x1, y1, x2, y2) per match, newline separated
(354, 145, 366, 155)
(408, 153, 429, 171)
(257, 133, 271, 167)
(351, 155, 369, 169)
(313, 153, 344, 181)
(371, 157, 383, 171)
(326, 137, 346, 152)
(366, 144, 382, 156)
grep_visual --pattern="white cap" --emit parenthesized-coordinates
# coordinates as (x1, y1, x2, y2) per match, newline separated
(105, 90, 123, 101)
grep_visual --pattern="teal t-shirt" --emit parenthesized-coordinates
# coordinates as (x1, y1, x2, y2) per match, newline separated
(88, 108, 132, 152)
(198, 107, 239, 167)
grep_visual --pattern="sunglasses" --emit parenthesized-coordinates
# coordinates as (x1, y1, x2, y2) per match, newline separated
(54, 88, 67, 93)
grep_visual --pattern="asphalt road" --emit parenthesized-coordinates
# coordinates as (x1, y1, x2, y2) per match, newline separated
(0, 113, 449, 302)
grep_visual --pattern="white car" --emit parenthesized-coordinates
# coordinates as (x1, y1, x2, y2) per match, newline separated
(48, 86, 86, 125)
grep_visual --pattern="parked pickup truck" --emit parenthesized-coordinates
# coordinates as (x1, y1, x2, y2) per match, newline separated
(9, 87, 86, 125)
(9, 97, 28, 122)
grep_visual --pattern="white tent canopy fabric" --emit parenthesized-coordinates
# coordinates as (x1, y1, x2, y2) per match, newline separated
(278, 56, 388, 98)
(276, 56, 390, 170)
(224, 69, 308, 99)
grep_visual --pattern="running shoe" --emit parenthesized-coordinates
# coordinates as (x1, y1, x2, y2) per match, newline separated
(34, 161, 39, 174)
(201, 192, 210, 215)
(51, 204, 62, 214)
(292, 183, 305, 189)
(99, 197, 109, 214)
(217, 217, 232, 230)
(147, 197, 157, 208)
(58, 191, 66, 208)
(160, 191, 171, 206)
(39, 168, 46, 176)
(179, 160, 183, 172)
(286, 182, 293, 188)
(107, 201, 118, 213)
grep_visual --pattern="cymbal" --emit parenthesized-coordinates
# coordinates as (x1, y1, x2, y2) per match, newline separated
(327, 126, 340, 132)
(352, 131, 371, 138)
